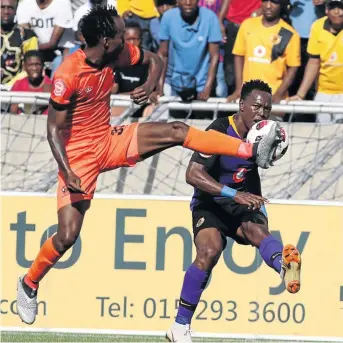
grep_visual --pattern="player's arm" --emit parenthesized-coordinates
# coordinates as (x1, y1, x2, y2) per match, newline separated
(187, 120, 268, 209)
(47, 104, 71, 175)
(48, 73, 85, 193)
(47, 103, 85, 193)
(187, 161, 267, 209)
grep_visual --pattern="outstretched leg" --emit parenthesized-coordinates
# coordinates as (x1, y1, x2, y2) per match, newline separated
(136, 121, 280, 169)
(17, 201, 90, 324)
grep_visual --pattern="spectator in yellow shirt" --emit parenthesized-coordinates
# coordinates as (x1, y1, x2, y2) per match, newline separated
(227, 0, 300, 104)
(288, 0, 343, 123)
(117, 0, 158, 51)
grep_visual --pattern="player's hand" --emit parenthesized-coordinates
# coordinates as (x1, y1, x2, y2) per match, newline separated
(198, 87, 211, 101)
(65, 171, 86, 194)
(130, 85, 151, 105)
(234, 191, 269, 210)
(226, 90, 240, 103)
(122, 10, 133, 20)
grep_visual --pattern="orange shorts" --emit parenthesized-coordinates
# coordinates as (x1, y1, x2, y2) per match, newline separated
(57, 123, 140, 210)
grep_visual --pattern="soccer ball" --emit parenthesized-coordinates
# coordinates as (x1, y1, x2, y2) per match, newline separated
(246, 120, 289, 162)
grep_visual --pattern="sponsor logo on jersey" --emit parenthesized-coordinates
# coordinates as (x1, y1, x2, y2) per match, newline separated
(85, 86, 93, 93)
(249, 45, 270, 64)
(254, 45, 266, 58)
(196, 217, 205, 227)
(53, 79, 66, 97)
(270, 34, 282, 45)
(233, 167, 247, 183)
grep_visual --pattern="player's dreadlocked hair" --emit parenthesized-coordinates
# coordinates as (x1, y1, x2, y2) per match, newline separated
(240, 79, 272, 100)
(80, 5, 119, 47)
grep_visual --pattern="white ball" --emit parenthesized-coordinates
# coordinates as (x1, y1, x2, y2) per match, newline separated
(246, 120, 289, 162)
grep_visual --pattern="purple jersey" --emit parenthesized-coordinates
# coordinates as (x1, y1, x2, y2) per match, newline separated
(190, 116, 261, 210)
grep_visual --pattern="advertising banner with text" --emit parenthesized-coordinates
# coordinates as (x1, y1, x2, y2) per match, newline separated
(1, 195, 343, 338)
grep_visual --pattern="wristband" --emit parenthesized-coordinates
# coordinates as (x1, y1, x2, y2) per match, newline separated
(220, 185, 237, 198)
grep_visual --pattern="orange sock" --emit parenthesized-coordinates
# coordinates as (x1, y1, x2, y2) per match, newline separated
(183, 126, 253, 159)
(25, 236, 61, 287)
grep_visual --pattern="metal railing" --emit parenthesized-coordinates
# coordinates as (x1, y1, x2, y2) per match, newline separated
(1, 91, 343, 115)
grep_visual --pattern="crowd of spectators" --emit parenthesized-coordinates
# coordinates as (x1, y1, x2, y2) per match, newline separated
(1, 0, 342, 122)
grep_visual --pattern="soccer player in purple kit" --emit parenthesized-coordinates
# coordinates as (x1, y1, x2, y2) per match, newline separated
(166, 80, 301, 342)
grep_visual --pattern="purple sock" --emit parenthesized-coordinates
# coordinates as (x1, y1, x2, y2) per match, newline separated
(175, 263, 209, 325)
(259, 235, 283, 273)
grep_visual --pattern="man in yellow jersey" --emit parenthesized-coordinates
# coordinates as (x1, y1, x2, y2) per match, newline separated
(117, 0, 158, 51)
(227, 0, 300, 104)
(288, 0, 343, 123)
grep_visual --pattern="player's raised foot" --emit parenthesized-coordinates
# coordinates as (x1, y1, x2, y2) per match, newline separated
(281, 244, 301, 294)
(17, 276, 38, 325)
(166, 323, 193, 342)
(254, 121, 281, 169)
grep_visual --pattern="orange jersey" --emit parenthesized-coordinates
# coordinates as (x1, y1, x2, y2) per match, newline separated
(50, 43, 142, 144)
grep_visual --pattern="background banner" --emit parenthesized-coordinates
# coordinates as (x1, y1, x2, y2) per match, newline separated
(1, 194, 343, 338)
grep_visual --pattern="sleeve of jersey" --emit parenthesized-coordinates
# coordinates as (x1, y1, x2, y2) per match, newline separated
(190, 119, 227, 169)
(50, 73, 74, 107)
(232, 21, 246, 56)
(285, 31, 301, 67)
(307, 22, 320, 58)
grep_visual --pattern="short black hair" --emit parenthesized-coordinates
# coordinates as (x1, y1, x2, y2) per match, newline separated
(80, 5, 119, 47)
(125, 21, 141, 32)
(23, 50, 43, 63)
(155, 0, 177, 6)
(240, 79, 272, 100)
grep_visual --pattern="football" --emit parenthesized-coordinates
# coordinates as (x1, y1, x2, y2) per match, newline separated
(246, 120, 289, 162)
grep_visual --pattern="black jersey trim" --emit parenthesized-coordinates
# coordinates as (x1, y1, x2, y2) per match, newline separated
(49, 98, 69, 111)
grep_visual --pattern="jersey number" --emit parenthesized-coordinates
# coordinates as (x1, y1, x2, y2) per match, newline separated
(111, 126, 125, 136)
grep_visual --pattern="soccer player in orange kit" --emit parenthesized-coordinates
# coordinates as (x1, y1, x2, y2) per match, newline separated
(16, 6, 281, 325)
